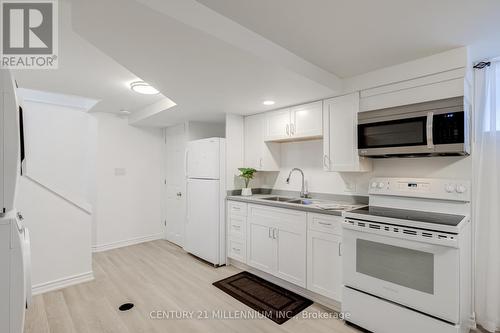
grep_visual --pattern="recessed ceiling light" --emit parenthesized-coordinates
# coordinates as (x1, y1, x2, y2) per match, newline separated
(263, 100, 275, 106)
(130, 81, 159, 95)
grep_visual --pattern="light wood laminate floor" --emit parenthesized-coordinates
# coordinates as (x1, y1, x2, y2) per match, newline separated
(24, 240, 360, 333)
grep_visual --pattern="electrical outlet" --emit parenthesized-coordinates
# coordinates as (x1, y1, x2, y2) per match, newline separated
(114, 168, 126, 176)
(344, 182, 356, 193)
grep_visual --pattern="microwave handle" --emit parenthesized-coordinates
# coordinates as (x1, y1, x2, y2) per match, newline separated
(426, 112, 434, 149)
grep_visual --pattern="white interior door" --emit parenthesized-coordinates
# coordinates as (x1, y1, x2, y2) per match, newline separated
(165, 124, 187, 246)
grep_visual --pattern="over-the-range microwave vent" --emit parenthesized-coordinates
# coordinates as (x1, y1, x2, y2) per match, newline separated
(357, 97, 470, 158)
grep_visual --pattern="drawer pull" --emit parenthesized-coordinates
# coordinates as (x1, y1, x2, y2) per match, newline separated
(232, 207, 241, 211)
(318, 221, 332, 226)
(232, 247, 241, 253)
(232, 225, 241, 230)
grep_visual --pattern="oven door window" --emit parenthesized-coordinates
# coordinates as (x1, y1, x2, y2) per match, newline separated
(356, 239, 434, 294)
(358, 116, 427, 149)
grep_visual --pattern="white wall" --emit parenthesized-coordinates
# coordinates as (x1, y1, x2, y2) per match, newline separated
(187, 121, 225, 141)
(22, 99, 96, 210)
(16, 97, 95, 293)
(92, 113, 164, 251)
(17, 178, 93, 293)
(254, 139, 472, 196)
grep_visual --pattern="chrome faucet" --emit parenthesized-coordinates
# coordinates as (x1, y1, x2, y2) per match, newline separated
(286, 168, 309, 198)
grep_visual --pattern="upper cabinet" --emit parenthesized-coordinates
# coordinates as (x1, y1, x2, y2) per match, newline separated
(264, 101, 323, 142)
(323, 92, 372, 172)
(244, 114, 280, 171)
(264, 108, 291, 141)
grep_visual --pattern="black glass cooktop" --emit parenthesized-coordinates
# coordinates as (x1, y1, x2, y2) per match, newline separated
(349, 206, 465, 226)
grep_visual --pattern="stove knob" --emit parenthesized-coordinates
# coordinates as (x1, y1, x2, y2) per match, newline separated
(456, 185, 467, 193)
(445, 184, 456, 193)
(377, 182, 385, 189)
(371, 182, 378, 189)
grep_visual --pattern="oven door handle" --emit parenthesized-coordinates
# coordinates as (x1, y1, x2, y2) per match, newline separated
(426, 111, 434, 149)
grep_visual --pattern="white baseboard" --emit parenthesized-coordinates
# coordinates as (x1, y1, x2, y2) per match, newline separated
(92, 233, 164, 253)
(32, 271, 94, 295)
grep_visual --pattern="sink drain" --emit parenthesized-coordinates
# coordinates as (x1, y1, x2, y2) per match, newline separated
(119, 303, 134, 311)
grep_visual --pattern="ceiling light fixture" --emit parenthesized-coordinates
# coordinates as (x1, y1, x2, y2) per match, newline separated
(263, 100, 275, 106)
(130, 81, 159, 95)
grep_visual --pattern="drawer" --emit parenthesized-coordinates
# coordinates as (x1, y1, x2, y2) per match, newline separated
(308, 213, 342, 235)
(228, 201, 247, 216)
(228, 238, 246, 263)
(228, 215, 246, 239)
(248, 204, 307, 232)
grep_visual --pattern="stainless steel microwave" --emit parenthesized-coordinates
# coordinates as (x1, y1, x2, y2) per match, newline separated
(358, 97, 470, 157)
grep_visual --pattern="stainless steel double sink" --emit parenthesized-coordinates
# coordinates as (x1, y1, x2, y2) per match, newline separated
(259, 196, 315, 205)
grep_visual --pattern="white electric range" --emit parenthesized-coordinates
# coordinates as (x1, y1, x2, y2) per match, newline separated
(342, 177, 472, 333)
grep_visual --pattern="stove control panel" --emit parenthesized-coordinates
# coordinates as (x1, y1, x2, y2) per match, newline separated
(369, 177, 470, 202)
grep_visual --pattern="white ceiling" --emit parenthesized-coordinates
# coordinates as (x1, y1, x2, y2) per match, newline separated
(197, 0, 500, 77)
(70, 0, 338, 126)
(13, 1, 164, 114)
(12, 0, 500, 127)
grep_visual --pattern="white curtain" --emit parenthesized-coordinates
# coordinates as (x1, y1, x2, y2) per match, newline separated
(474, 61, 500, 332)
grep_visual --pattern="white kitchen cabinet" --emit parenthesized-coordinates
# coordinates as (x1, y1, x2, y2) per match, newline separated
(289, 101, 323, 139)
(307, 213, 342, 302)
(275, 224, 307, 287)
(264, 102, 323, 142)
(264, 108, 291, 141)
(323, 92, 372, 172)
(307, 213, 343, 301)
(247, 218, 276, 273)
(307, 231, 342, 301)
(244, 114, 280, 171)
(227, 202, 248, 264)
(246, 204, 307, 287)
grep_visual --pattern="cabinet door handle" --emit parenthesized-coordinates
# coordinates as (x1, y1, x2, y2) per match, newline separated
(232, 247, 240, 253)
(338, 242, 342, 256)
(286, 124, 290, 136)
(323, 155, 330, 169)
(232, 225, 241, 230)
(273, 228, 278, 239)
(318, 221, 332, 226)
(290, 123, 295, 135)
(259, 158, 263, 168)
(269, 227, 272, 238)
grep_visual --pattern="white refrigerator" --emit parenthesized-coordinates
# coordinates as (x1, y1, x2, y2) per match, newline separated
(185, 137, 226, 266)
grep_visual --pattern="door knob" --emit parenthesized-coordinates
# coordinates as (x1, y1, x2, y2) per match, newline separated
(176, 192, 182, 197)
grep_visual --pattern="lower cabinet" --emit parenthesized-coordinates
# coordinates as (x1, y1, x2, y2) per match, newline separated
(307, 230, 342, 301)
(247, 204, 307, 288)
(307, 213, 343, 301)
(227, 201, 342, 302)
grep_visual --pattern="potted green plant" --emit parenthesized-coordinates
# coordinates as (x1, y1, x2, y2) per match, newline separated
(238, 168, 257, 196)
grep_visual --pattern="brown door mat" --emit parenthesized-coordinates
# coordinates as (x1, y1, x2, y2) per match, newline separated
(213, 271, 313, 325)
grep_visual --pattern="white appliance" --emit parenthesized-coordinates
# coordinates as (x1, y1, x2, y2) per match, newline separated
(0, 69, 31, 333)
(185, 137, 226, 266)
(342, 178, 472, 333)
